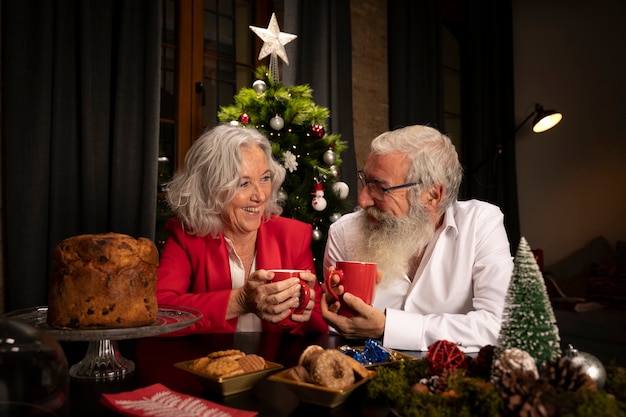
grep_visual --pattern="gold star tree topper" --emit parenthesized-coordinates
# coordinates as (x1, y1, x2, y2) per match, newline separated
(249, 13, 297, 82)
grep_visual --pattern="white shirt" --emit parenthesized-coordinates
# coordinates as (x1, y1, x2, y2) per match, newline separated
(225, 238, 262, 332)
(324, 200, 513, 352)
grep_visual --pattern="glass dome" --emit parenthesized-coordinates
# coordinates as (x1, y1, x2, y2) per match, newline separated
(0, 317, 69, 416)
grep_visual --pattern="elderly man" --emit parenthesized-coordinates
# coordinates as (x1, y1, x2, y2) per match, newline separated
(322, 124, 513, 352)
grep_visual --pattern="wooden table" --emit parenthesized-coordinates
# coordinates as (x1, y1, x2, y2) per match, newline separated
(62, 332, 406, 417)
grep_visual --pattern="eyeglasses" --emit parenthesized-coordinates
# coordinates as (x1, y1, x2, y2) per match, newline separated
(357, 170, 420, 200)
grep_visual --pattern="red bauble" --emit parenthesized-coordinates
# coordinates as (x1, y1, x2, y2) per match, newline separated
(311, 124, 325, 138)
(426, 340, 467, 375)
(239, 113, 250, 125)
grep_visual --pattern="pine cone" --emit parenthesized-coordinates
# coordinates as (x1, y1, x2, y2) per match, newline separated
(491, 348, 539, 385)
(543, 357, 597, 393)
(494, 367, 556, 417)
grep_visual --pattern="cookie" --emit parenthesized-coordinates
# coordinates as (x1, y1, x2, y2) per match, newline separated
(206, 349, 245, 361)
(237, 354, 266, 373)
(298, 345, 324, 369)
(204, 357, 244, 378)
(286, 365, 312, 383)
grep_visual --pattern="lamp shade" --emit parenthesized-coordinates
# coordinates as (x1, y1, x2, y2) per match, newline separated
(532, 105, 563, 133)
(515, 103, 563, 133)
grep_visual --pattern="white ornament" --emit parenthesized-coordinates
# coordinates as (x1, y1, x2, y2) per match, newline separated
(282, 150, 298, 172)
(229, 120, 239, 126)
(252, 79, 267, 94)
(312, 228, 322, 241)
(329, 213, 342, 223)
(270, 115, 284, 130)
(323, 148, 336, 165)
(332, 181, 349, 199)
(312, 196, 327, 211)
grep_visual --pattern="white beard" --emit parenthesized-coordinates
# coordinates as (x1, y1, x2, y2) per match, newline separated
(347, 203, 436, 286)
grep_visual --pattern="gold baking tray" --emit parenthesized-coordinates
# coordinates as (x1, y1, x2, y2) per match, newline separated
(174, 359, 283, 396)
(267, 367, 376, 408)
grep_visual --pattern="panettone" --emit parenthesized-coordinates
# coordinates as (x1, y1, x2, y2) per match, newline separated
(47, 233, 158, 329)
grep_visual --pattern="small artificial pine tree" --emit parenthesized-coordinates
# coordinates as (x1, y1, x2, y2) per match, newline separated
(495, 237, 562, 367)
(217, 66, 351, 277)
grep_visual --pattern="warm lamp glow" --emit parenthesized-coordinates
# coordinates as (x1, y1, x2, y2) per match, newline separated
(515, 103, 563, 133)
(532, 109, 563, 132)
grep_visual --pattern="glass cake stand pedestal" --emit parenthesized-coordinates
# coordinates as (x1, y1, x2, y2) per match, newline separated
(3, 305, 202, 380)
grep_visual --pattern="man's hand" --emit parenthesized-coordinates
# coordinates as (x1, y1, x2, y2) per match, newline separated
(321, 289, 385, 339)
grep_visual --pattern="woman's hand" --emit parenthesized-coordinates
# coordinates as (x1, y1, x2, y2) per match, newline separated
(232, 269, 306, 324)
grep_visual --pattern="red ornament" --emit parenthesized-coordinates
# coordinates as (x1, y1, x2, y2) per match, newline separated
(474, 344, 496, 379)
(426, 340, 467, 375)
(239, 113, 250, 125)
(311, 124, 325, 138)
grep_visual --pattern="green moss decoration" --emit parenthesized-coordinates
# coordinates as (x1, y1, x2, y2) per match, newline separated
(367, 356, 626, 417)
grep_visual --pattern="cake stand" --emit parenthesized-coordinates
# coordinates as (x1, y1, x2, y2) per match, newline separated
(3, 304, 202, 380)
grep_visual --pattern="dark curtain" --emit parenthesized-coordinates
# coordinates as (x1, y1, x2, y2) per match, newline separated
(2, 0, 161, 311)
(387, 0, 520, 252)
(460, 0, 520, 250)
(388, 0, 443, 130)
(282, 0, 357, 209)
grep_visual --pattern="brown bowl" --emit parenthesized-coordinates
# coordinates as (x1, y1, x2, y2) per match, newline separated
(267, 367, 376, 408)
(174, 359, 283, 396)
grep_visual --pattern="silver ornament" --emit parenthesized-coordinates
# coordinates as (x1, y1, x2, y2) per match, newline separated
(270, 115, 284, 130)
(277, 188, 288, 201)
(566, 345, 606, 389)
(329, 213, 342, 223)
(329, 165, 339, 177)
(312, 228, 322, 241)
(323, 148, 336, 165)
(252, 79, 267, 94)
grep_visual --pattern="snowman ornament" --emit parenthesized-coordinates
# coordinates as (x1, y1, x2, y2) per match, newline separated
(311, 183, 327, 211)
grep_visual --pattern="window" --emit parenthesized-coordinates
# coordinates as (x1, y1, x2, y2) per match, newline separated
(156, 0, 271, 248)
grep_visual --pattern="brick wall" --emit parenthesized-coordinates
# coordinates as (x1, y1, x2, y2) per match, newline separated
(350, 0, 388, 171)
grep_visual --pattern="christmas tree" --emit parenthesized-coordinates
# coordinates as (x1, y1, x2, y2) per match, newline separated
(218, 14, 351, 276)
(496, 237, 561, 367)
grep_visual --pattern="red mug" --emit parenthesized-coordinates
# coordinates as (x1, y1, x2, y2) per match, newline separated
(325, 261, 377, 317)
(268, 269, 311, 315)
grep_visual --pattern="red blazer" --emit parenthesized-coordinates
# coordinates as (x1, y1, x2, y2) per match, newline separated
(157, 216, 328, 335)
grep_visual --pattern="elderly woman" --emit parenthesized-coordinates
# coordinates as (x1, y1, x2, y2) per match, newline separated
(157, 124, 328, 335)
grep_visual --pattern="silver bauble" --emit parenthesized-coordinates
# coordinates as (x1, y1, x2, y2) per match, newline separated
(566, 345, 606, 389)
(329, 213, 342, 223)
(323, 149, 336, 165)
(277, 188, 288, 201)
(252, 79, 267, 94)
(312, 228, 322, 241)
(270, 115, 284, 131)
(329, 165, 339, 177)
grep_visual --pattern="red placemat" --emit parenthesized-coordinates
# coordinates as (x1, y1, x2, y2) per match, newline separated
(101, 383, 257, 417)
